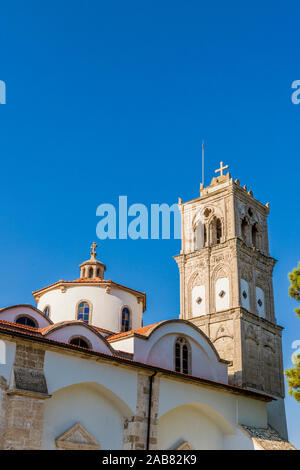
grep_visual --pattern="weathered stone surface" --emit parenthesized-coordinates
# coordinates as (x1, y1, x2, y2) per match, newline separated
(175, 177, 285, 399)
(1, 341, 50, 449)
(10, 366, 48, 395)
(123, 373, 159, 450)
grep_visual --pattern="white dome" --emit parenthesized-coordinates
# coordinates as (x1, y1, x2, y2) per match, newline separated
(34, 281, 145, 333)
(32, 243, 146, 333)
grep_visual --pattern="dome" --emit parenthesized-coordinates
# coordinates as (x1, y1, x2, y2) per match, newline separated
(32, 243, 146, 333)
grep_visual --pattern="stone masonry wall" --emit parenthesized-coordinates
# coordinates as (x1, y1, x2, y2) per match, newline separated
(1, 342, 50, 450)
(123, 373, 160, 450)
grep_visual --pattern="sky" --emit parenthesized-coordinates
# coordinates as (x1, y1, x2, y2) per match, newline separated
(0, 0, 299, 448)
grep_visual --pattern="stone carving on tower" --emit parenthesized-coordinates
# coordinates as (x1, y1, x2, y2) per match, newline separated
(174, 161, 287, 438)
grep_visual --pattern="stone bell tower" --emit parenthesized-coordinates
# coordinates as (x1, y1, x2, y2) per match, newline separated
(174, 162, 288, 438)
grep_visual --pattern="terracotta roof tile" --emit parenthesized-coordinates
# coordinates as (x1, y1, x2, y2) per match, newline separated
(108, 321, 165, 341)
(92, 326, 116, 336)
(0, 319, 114, 337)
(73, 277, 109, 282)
(0, 319, 274, 402)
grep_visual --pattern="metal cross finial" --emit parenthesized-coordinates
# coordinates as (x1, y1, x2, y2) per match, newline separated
(90, 241, 98, 259)
(215, 161, 229, 177)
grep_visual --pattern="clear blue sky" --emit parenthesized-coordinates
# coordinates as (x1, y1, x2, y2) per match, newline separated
(0, 1, 299, 447)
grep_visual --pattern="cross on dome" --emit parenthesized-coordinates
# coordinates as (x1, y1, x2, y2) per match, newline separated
(79, 242, 106, 279)
(215, 161, 229, 177)
(90, 242, 98, 259)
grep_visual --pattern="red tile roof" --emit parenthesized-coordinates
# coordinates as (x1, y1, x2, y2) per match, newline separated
(108, 321, 165, 341)
(73, 277, 108, 282)
(0, 318, 274, 403)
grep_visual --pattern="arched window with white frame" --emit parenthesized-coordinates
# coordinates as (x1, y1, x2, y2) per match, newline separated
(174, 337, 191, 374)
(77, 301, 91, 324)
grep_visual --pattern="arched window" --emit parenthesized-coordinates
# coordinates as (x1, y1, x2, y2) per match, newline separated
(121, 307, 131, 332)
(210, 217, 222, 245)
(194, 222, 206, 250)
(15, 316, 37, 328)
(88, 268, 93, 278)
(77, 302, 90, 323)
(69, 337, 90, 349)
(241, 217, 248, 242)
(174, 337, 191, 374)
(216, 218, 222, 244)
(252, 224, 259, 249)
(43, 306, 50, 317)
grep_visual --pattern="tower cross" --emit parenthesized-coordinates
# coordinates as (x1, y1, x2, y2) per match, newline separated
(90, 242, 98, 259)
(215, 161, 229, 177)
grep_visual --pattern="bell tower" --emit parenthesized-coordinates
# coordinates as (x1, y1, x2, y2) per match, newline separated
(174, 162, 287, 438)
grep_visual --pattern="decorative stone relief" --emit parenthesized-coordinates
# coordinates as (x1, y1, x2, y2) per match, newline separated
(240, 279, 250, 311)
(192, 285, 206, 317)
(255, 286, 265, 318)
(215, 277, 229, 312)
(175, 441, 194, 450)
(55, 422, 100, 450)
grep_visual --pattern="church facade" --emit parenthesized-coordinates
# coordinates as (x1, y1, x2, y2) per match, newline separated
(0, 164, 295, 450)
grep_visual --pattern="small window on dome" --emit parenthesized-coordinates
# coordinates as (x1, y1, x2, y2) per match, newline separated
(121, 307, 131, 332)
(44, 306, 50, 317)
(15, 316, 37, 328)
(77, 302, 90, 323)
(69, 337, 90, 349)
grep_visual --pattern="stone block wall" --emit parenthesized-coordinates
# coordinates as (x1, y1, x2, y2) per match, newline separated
(0, 342, 50, 450)
(123, 373, 160, 450)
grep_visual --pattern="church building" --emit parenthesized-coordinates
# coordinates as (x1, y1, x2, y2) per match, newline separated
(0, 163, 295, 450)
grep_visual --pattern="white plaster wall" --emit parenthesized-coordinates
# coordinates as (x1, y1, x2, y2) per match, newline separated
(45, 325, 113, 355)
(192, 285, 206, 317)
(44, 351, 137, 415)
(240, 279, 250, 311)
(255, 287, 265, 318)
(223, 427, 255, 450)
(158, 378, 268, 433)
(110, 337, 135, 354)
(236, 396, 268, 428)
(132, 322, 228, 383)
(0, 340, 6, 365)
(37, 285, 143, 332)
(0, 340, 16, 382)
(42, 382, 124, 449)
(0, 306, 51, 328)
(215, 277, 229, 311)
(158, 404, 224, 450)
